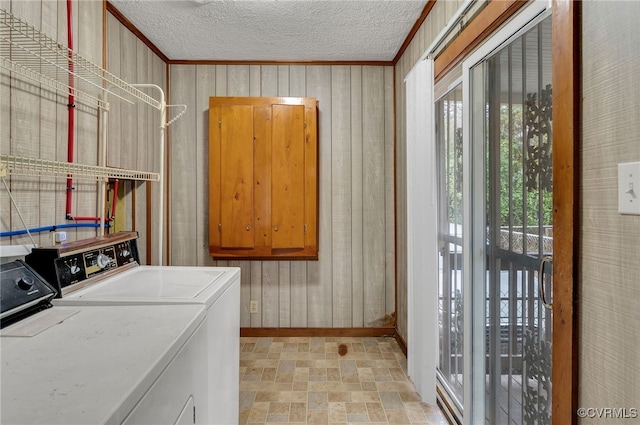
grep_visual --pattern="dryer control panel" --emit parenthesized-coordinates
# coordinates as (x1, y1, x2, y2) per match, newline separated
(25, 231, 140, 297)
(1, 260, 56, 327)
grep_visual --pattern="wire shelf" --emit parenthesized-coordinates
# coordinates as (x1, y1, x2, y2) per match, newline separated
(0, 8, 162, 111)
(0, 154, 160, 182)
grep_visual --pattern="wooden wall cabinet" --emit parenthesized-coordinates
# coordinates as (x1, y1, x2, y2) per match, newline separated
(208, 97, 318, 260)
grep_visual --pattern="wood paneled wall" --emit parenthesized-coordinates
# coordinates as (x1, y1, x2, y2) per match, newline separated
(168, 64, 395, 328)
(393, 0, 463, 342)
(1, 0, 102, 247)
(0, 1, 166, 261)
(105, 13, 167, 265)
(580, 1, 640, 415)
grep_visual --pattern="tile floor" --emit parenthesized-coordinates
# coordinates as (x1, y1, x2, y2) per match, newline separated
(239, 336, 449, 425)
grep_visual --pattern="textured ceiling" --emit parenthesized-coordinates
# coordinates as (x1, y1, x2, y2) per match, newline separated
(109, 0, 428, 61)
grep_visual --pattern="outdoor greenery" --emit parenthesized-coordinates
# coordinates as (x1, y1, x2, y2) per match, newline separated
(496, 103, 553, 228)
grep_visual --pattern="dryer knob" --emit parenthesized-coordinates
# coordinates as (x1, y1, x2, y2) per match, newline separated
(17, 276, 35, 291)
(97, 254, 111, 269)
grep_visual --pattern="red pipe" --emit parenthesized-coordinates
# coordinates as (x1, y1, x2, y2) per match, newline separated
(65, 0, 76, 220)
(72, 216, 114, 222)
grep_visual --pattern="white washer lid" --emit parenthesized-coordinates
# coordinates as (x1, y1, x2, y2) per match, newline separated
(66, 266, 226, 300)
(1, 304, 206, 425)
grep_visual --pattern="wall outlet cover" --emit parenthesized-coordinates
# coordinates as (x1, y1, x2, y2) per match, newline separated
(618, 162, 640, 215)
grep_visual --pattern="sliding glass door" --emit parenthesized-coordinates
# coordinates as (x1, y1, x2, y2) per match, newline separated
(469, 15, 553, 425)
(432, 4, 555, 423)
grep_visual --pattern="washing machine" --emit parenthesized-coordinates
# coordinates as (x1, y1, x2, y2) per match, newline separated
(1, 259, 209, 425)
(25, 232, 241, 425)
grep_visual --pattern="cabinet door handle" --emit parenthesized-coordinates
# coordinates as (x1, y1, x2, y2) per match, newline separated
(538, 256, 553, 310)
(273, 226, 278, 232)
(245, 225, 251, 231)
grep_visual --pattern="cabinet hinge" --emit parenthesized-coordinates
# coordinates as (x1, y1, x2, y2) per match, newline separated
(304, 122, 307, 129)
(218, 120, 221, 128)
(218, 223, 222, 232)
(193, 405, 196, 423)
(304, 224, 307, 233)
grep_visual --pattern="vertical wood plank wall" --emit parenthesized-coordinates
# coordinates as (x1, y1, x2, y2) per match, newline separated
(580, 1, 640, 415)
(169, 64, 396, 328)
(393, 0, 463, 342)
(105, 12, 167, 265)
(1, 0, 103, 247)
(0, 1, 166, 263)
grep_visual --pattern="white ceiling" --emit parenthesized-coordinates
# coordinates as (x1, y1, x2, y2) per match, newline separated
(109, 0, 428, 62)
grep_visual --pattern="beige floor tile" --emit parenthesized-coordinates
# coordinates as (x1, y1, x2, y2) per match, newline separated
(292, 381, 308, 392)
(275, 372, 294, 383)
(255, 391, 279, 402)
(361, 381, 378, 392)
(316, 359, 341, 368)
(268, 402, 291, 415)
(242, 343, 256, 352)
(279, 390, 308, 402)
(307, 409, 329, 424)
(403, 402, 427, 423)
(328, 391, 352, 402)
(357, 368, 375, 382)
(342, 383, 364, 392)
(328, 402, 347, 423)
(239, 408, 250, 425)
(239, 391, 256, 409)
(351, 391, 381, 403)
(298, 343, 310, 352)
(294, 368, 310, 382)
(283, 342, 299, 352)
(345, 402, 368, 415)
(290, 402, 308, 422)
(273, 382, 294, 391)
(247, 401, 269, 423)
(389, 368, 407, 381)
(398, 392, 422, 402)
(308, 391, 329, 410)
(375, 381, 415, 392)
(366, 402, 387, 422)
(309, 381, 344, 392)
(281, 352, 311, 360)
(356, 359, 377, 368)
(385, 409, 412, 425)
(325, 342, 339, 353)
(262, 367, 277, 381)
(379, 392, 404, 410)
(255, 359, 280, 368)
(342, 372, 361, 384)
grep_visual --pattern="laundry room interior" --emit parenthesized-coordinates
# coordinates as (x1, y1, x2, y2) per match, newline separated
(2, 0, 639, 424)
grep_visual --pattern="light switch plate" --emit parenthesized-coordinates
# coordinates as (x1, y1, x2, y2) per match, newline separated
(618, 162, 640, 215)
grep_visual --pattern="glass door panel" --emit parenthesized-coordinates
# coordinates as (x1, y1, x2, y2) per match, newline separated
(436, 84, 464, 412)
(470, 16, 553, 425)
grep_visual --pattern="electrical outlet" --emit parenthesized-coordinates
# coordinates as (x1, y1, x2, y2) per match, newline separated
(250, 300, 259, 314)
(52, 231, 67, 245)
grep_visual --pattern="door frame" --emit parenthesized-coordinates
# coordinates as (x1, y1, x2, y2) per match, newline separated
(549, 1, 579, 423)
(451, 0, 578, 423)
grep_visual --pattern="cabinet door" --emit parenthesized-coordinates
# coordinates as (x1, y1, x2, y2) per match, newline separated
(271, 104, 305, 249)
(211, 104, 255, 249)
